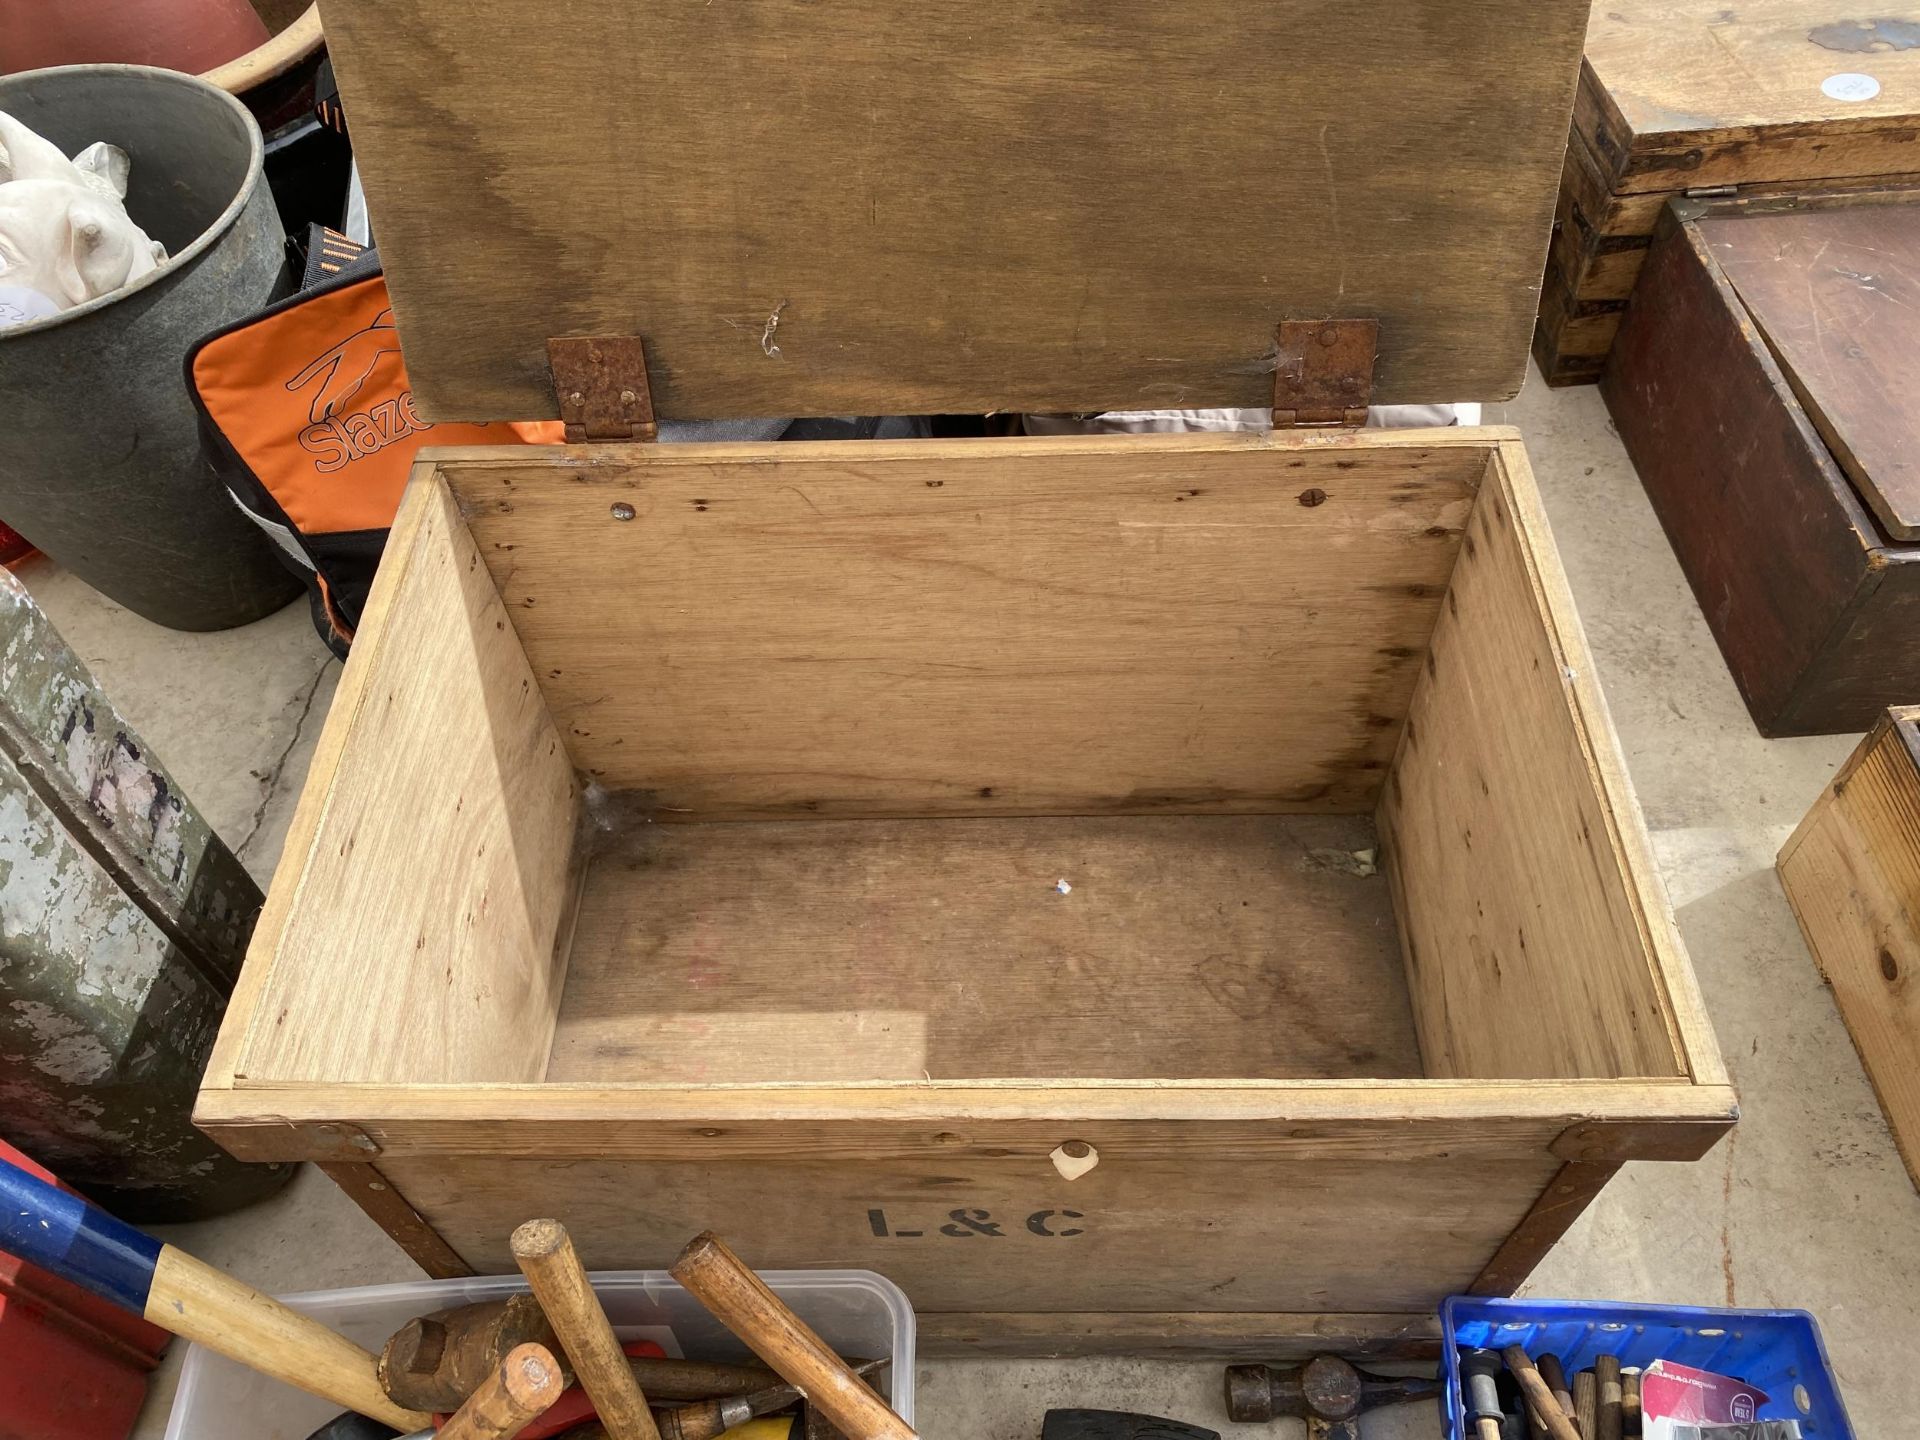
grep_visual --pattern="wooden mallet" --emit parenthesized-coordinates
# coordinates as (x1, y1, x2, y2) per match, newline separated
(512, 1218, 661, 1440)
(438, 1342, 567, 1440)
(671, 1233, 915, 1440)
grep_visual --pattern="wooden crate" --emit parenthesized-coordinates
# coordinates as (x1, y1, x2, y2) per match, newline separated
(1601, 189, 1920, 735)
(193, 0, 1734, 1354)
(1535, 0, 1920, 385)
(195, 429, 1734, 1353)
(1779, 708, 1920, 1195)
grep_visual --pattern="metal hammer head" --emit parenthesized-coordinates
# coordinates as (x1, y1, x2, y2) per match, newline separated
(1224, 1356, 1439, 1425)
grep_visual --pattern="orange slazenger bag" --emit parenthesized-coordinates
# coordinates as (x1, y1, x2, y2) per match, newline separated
(189, 228, 561, 653)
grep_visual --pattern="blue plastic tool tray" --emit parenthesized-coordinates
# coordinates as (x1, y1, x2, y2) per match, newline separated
(1440, 1297, 1855, 1440)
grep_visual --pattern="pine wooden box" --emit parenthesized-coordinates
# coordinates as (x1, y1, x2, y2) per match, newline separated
(195, 0, 1733, 1355)
(1779, 708, 1920, 1196)
(195, 428, 1733, 1355)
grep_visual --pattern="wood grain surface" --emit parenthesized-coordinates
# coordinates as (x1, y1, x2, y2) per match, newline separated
(914, 1310, 1440, 1359)
(1379, 444, 1699, 1082)
(546, 814, 1420, 1085)
(1702, 201, 1920, 538)
(442, 431, 1485, 819)
(377, 1148, 1565, 1317)
(235, 477, 582, 1085)
(315, 0, 1589, 419)
(1601, 217, 1884, 734)
(1579, 0, 1920, 191)
(1779, 709, 1920, 1193)
(196, 1077, 1736, 1164)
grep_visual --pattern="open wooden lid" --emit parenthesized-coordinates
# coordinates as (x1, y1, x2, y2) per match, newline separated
(322, 0, 1590, 423)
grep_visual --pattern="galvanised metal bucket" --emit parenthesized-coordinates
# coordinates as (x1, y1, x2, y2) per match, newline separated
(0, 65, 300, 630)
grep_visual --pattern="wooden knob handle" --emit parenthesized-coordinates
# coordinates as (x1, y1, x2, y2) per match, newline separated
(670, 1233, 915, 1440)
(437, 1342, 566, 1440)
(512, 1219, 661, 1440)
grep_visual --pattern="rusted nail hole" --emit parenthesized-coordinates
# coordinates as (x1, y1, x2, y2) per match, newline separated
(1881, 948, 1901, 982)
(698, 1127, 725, 1138)
(611, 502, 636, 521)
(1299, 488, 1327, 507)
(933, 1131, 964, 1145)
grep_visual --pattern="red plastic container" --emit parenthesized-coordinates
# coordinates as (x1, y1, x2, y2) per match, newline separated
(0, 0, 270, 77)
(0, 1142, 170, 1440)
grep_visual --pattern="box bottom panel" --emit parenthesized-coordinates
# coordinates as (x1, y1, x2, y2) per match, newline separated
(547, 812, 1420, 1084)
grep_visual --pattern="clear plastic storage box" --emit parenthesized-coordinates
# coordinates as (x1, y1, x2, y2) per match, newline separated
(164, 1268, 915, 1440)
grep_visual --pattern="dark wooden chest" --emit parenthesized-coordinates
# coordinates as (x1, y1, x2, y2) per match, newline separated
(1602, 189, 1920, 735)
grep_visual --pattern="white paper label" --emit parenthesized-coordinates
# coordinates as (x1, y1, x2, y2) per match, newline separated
(0, 285, 61, 330)
(1822, 72, 1882, 102)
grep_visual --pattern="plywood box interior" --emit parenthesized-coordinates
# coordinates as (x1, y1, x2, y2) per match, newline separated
(198, 428, 1733, 1353)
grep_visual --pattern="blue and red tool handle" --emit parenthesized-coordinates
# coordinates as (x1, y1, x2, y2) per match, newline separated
(0, 1155, 429, 1430)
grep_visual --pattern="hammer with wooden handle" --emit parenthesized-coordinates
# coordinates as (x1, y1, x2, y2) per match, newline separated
(1462, 1351, 1507, 1440)
(0, 1157, 429, 1431)
(671, 1232, 916, 1440)
(512, 1218, 662, 1440)
(1224, 1356, 1438, 1437)
(438, 1342, 567, 1440)
(379, 1295, 792, 1412)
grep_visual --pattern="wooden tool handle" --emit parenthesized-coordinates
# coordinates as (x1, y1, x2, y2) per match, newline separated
(671, 1233, 915, 1440)
(1572, 1371, 1598, 1440)
(1500, 1348, 1583, 1440)
(438, 1342, 566, 1440)
(149, 1247, 431, 1431)
(1537, 1354, 1575, 1429)
(1595, 1355, 1622, 1440)
(512, 1219, 661, 1440)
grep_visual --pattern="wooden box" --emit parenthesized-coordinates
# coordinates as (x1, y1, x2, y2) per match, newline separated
(1535, 0, 1920, 386)
(1779, 708, 1920, 1196)
(195, 430, 1733, 1353)
(195, 0, 1735, 1355)
(1774, 706, 1920, 1198)
(1602, 189, 1920, 736)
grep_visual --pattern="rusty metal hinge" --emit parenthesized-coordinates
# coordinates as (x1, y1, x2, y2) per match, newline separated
(548, 335, 659, 442)
(1272, 319, 1379, 428)
(1683, 184, 1738, 199)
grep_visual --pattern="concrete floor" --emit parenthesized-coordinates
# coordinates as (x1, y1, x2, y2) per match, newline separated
(17, 370, 1918, 1438)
